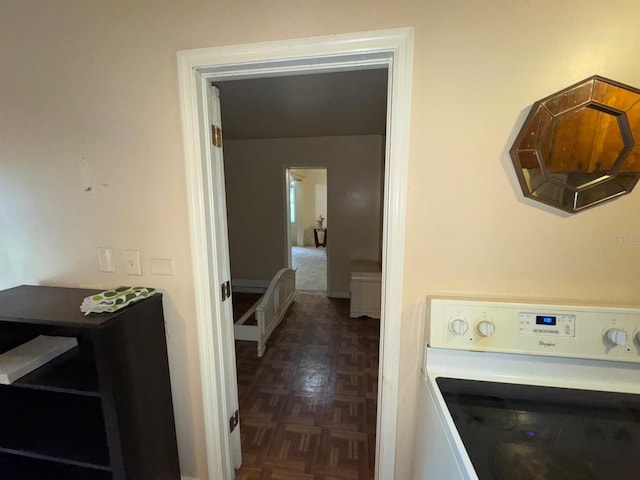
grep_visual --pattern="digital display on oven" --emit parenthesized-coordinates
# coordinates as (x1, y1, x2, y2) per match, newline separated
(518, 312, 575, 337)
(536, 315, 557, 326)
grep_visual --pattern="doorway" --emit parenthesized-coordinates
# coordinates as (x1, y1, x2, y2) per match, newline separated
(287, 167, 328, 293)
(177, 28, 413, 480)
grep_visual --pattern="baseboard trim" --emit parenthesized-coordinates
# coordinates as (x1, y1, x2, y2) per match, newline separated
(328, 290, 350, 299)
(232, 278, 269, 293)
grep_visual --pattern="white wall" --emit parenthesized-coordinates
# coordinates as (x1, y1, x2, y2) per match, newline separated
(225, 137, 382, 296)
(291, 178, 304, 247)
(2, 1, 640, 478)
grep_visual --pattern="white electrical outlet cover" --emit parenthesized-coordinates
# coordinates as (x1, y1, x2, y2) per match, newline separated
(124, 250, 142, 276)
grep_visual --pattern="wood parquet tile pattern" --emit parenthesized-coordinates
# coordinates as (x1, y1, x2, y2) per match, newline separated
(234, 293, 379, 480)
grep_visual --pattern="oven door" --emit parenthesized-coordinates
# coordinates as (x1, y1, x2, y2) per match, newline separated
(437, 377, 640, 480)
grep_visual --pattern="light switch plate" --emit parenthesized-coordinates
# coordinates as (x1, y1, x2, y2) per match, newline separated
(124, 250, 142, 276)
(150, 258, 175, 276)
(97, 247, 115, 273)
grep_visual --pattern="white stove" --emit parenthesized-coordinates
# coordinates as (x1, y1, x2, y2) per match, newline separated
(412, 296, 640, 480)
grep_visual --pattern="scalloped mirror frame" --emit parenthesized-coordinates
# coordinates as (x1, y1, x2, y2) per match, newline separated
(510, 75, 640, 213)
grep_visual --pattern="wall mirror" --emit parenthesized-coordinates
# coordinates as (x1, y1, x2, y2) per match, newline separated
(510, 75, 640, 213)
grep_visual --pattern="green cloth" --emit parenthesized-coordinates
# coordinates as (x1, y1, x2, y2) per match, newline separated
(81, 286, 156, 315)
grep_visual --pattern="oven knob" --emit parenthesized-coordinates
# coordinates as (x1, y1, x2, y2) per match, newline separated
(635, 331, 640, 347)
(476, 320, 495, 337)
(449, 318, 468, 335)
(604, 328, 628, 346)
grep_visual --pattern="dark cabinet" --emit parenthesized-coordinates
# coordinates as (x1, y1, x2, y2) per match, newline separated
(0, 285, 180, 479)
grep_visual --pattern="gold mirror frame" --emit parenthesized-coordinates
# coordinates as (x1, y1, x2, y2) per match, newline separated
(510, 75, 640, 213)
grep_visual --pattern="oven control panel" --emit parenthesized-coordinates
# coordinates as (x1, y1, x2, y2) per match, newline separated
(518, 312, 576, 337)
(427, 296, 640, 363)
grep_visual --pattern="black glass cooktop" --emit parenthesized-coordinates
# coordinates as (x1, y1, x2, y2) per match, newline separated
(438, 377, 640, 480)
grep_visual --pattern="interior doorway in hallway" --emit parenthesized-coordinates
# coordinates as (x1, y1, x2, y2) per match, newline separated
(287, 167, 327, 293)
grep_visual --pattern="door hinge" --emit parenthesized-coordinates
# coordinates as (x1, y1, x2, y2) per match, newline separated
(221, 280, 231, 301)
(229, 409, 239, 433)
(211, 125, 223, 147)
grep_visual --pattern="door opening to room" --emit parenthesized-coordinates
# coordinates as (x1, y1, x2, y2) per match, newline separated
(219, 69, 387, 479)
(177, 28, 413, 480)
(287, 167, 328, 292)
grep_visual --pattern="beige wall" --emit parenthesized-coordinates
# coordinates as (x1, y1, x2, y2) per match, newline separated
(225, 137, 382, 296)
(2, 1, 640, 478)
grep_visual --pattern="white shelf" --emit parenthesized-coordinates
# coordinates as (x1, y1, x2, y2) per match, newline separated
(0, 336, 78, 385)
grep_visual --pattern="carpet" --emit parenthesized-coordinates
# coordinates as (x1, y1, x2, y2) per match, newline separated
(291, 246, 327, 291)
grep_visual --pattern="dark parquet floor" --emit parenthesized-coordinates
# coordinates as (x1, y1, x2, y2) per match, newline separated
(234, 292, 379, 480)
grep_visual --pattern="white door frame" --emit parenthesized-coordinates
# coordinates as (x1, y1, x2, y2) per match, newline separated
(177, 28, 413, 480)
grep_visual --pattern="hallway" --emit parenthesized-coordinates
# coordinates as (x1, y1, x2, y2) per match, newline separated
(234, 293, 379, 479)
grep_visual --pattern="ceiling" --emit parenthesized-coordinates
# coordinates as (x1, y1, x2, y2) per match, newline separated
(216, 68, 388, 140)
